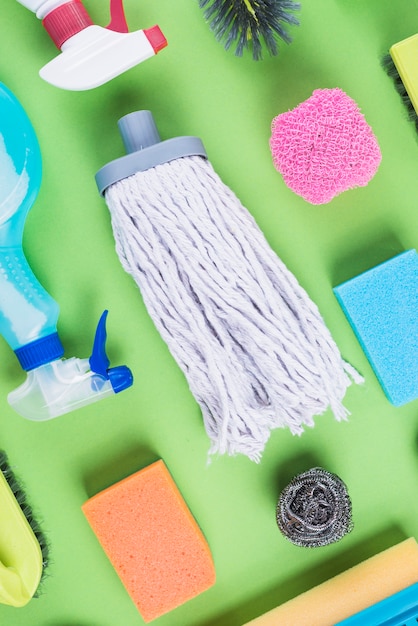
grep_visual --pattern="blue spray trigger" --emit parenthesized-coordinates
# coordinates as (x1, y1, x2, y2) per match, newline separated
(89, 310, 110, 377)
(89, 310, 133, 393)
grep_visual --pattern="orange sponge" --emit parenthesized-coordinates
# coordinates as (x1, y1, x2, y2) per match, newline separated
(82, 459, 216, 622)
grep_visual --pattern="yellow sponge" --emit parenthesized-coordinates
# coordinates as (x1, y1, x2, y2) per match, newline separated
(243, 538, 418, 625)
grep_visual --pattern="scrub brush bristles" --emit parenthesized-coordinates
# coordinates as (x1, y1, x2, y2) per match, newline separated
(0, 452, 49, 574)
(0, 450, 49, 602)
(382, 55, 418, 125)
(199, 0, 301, 60)
(382, 39, 418, 133)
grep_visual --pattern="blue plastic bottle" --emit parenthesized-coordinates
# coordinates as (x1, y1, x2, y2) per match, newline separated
(0, 83, 132, 420)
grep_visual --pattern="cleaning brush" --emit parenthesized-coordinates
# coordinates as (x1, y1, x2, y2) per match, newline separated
(0, 450, 48, 606)
(198, 0, 300, 60)
(96, 110, 363, 462)
(382, 34, 418, 132)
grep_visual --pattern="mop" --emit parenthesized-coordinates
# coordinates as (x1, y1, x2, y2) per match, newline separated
(96, 111, 363, 462)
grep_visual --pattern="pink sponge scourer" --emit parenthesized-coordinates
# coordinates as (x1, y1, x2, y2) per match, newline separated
(270, 88, 382, 204)
(82, 460, 215, 622)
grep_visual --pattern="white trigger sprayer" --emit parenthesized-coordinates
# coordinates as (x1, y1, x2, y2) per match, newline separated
(16, 0, 167, 90)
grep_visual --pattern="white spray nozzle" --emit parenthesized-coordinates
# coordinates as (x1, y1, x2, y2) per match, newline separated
(8, 310, 133, 421)
(8, 358, 115, 421)
(16, 0, 167, 91)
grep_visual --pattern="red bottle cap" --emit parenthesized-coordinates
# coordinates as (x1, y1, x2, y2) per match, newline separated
(144, 25, 168, 53)
(42, 0, 93, 49)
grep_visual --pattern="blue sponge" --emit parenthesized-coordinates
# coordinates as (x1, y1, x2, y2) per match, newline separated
(333, 249, 418, 406)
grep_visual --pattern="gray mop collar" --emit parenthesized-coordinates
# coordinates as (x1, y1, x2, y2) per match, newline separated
(96, 111, 207, 196)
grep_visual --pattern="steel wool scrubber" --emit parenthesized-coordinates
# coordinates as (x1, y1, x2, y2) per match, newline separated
(276, 467, 353, 547)
(96, 111, 363, 461)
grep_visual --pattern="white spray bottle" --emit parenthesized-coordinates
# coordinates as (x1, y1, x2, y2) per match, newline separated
(16, 0, 167, 90)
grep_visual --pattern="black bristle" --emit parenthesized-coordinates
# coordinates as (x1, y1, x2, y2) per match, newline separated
(0, 450, 49, 594)
(382, 52, 418, 126)
(199, 0, 300, 60)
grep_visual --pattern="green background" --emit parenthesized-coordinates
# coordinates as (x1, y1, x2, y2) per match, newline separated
(1, 0, 418, 624)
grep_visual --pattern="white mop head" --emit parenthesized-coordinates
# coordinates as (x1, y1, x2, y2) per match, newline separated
(103, 153, 362, 461)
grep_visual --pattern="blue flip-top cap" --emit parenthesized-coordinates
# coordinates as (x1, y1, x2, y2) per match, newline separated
(95, 110, 208, 195)
(108, 365, 133, 393)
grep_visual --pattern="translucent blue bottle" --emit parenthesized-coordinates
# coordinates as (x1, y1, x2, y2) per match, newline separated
(0, 83, 132, 420)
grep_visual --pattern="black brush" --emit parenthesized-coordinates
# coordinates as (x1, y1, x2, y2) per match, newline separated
(382, 34, 418, 133)
(0, 450, 49, 606)
(199, 0, 301, 60)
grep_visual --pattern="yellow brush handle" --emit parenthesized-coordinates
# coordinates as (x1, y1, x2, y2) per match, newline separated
(0, 472, 43, 607)
(0, 562, 31, 608)
(390, 34, 418, 116)
(244, 538, 418, 625)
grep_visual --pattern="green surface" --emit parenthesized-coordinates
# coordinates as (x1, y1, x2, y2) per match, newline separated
(0, 1, 418, 625)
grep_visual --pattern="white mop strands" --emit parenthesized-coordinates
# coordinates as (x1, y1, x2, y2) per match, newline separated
(97, 112, 363, 462)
